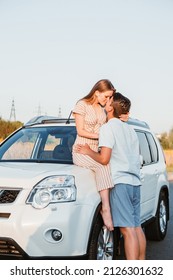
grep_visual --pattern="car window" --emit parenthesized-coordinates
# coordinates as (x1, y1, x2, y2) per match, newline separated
(136, 131, 152, 165)
(146, 132, 158, 163)
(136, 130, 159, 165)
(1, 130, 40, 160)
(0, 126, 77, 163)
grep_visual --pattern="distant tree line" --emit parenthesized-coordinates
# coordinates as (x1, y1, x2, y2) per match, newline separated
(159, 128, 173, 149)
(0, 118, 23, 140)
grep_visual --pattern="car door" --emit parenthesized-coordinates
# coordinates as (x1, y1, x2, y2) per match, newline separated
(136, 130, 159, 222)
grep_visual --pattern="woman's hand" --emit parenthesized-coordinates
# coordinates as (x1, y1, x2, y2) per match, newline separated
(119, 112, 130, 122)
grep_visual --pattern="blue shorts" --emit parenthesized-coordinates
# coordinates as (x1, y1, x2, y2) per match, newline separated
(110, 183, 141, 227)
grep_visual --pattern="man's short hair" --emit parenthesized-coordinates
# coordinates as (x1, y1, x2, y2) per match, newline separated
(112, 92, 131, 118)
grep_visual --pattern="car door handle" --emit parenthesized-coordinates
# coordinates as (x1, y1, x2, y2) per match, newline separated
(140, 172, 144, 181)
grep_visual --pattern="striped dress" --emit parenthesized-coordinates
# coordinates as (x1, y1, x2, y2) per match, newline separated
(72, 100, 113, 191)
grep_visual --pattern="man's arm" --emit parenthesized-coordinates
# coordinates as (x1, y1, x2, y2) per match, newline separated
(76, 144, 112, 165)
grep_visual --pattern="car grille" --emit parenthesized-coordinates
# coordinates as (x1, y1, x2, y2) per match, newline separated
(0, 190, 20, 204)
(0, 238, 26, 258)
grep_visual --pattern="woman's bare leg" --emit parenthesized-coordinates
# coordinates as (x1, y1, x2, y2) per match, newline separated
(99, 189, 114, 231)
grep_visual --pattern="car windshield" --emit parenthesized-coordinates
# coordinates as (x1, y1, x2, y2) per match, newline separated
(0, 126, 76, 164)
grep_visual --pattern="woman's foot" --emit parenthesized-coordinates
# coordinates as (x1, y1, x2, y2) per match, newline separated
(100, 208, 114, 231)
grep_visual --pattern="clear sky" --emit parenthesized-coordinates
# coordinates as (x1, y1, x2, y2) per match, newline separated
(0, 0, 173, 133)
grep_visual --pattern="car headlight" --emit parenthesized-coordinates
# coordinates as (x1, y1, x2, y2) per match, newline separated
(26, 175, 76, 209)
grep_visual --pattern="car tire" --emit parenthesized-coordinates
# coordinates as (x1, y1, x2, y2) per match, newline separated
(145, 191, 168, 241)
(87, 214, 119, 260)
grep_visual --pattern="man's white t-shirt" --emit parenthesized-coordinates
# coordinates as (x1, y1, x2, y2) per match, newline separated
(99, 118, 141, 186)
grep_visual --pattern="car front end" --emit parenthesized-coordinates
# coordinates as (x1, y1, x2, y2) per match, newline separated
(0, 162, 100, 259)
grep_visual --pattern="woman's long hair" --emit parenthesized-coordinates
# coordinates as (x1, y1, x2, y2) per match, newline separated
(81, 79, 116, 104)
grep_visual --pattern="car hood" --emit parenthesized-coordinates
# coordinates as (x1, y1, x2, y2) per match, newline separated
(0, 162, 75, 188)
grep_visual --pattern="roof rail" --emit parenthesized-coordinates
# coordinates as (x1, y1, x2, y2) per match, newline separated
(42, 118, 75, 124)
(128, 117, 150, 129)
(24, 115, 149, 129)
(24, 115, 75, 126)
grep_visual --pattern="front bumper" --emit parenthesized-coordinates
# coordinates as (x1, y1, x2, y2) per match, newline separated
(0, 237, 88, 259)
(0, 202, 96, 258)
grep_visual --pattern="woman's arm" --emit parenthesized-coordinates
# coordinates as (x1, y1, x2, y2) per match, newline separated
(74, 113, 99, 139)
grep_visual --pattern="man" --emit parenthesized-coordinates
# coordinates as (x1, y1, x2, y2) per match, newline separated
(77, 92, 146, 260)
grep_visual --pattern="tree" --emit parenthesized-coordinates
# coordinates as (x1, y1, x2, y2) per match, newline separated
(0, 118, 23, 140)
(168, 128, 173, 149)
(159, 128, 173, 149)
(159, 132, 169, 149)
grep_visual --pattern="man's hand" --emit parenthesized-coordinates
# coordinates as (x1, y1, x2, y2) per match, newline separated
(75, 143, 112, 165)
(75, 144, 91, 155)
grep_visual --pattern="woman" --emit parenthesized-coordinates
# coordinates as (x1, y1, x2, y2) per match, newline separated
(72, 79, 115, 231)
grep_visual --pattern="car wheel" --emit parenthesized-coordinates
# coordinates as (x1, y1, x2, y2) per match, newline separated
(87, 214, 118, 260)
(145, 191, 168, 241)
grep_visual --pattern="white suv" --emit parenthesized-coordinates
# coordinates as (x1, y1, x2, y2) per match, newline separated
(0, 116, 169, 259)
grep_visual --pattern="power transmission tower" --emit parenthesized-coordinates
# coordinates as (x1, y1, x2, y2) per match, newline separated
(37, 104, 42, 116)
(9, 99, 16, 121)
(58, 106, 62, 118)
(34, 104, 47, 117)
